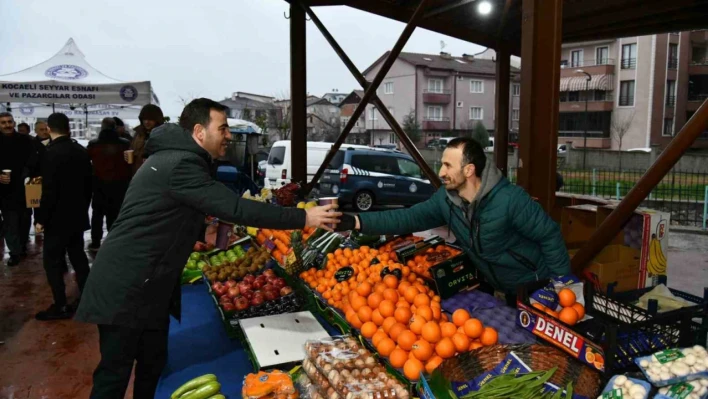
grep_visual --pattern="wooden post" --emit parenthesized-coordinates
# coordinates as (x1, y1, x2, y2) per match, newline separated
(290, 3, 307, 185)
(517, 0, 563, 212)
(494, 45, 511, 176)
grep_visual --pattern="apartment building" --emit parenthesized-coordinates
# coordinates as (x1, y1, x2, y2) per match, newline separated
(361, 51, 520, 148)
(559, 30, 708, 150)
(338, 90, 368, 144)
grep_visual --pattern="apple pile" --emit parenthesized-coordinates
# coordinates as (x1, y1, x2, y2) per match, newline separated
(184, 252, 208, 271)
(193, 241, 215, 252)
(212, 269, 294, 312)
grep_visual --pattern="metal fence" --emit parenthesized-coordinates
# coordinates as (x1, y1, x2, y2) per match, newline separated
(506, 168, 708, 228)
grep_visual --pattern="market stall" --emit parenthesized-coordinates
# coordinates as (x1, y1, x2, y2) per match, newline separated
(161, 184, 708, 399)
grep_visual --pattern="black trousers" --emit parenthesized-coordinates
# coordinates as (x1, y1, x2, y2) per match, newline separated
(91, 183, 126, 244)
(90, 203, 106, 244)
(43, 231, 90, 307)
(91, 325, 168, 399)
(0, 204, 26, 257)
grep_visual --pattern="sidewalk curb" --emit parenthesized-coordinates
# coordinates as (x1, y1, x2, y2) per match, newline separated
(671, 226, 708, 236)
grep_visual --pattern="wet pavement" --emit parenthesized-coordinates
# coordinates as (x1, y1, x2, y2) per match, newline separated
(0, 226, 706, 399)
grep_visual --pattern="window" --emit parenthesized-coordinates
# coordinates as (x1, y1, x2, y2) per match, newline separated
(427, 79, 443, 93)
(426, 106, 442, 121)
(389, 134, 396, 144)
(267, 146, 286, 165)
(457, 76, 465, 81)
(596, 46, 609, 65)
(512, 109, 520, 121)
(663, 118, 674, 136)
(341, 117, 350, 126)
(351, 155, 399, 175)
(456, 101, 463, 108)
(512, 84, 520, 96)
(571, 50, 583, 67)
(621, 43, 637, 69)
(469, 107, 483, 120)
(594, 90, 611, 101)
(470, 80, 484, 93)
(369, 107, 377, 120)
(619, 80, 635, 106)
(568, 91, 580, 102)
(666, 80, 676, 106)
(384, 82, 394, 94)
(397, 158, 422, 178)
(668, 44, 678, 69)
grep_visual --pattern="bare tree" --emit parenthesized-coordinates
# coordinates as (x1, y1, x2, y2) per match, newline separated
(308, 105, 341, 142)
(270, 90, 292, 141)
(176, 92, 201, 107)
(611, 111, 635, 172)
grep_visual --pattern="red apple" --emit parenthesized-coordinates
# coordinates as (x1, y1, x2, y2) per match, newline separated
(264, 290, 278, 301)
(219, 295, 232, 305)
(243, 275, 256, 285)
(263, 269, 276, 278)
(251, 295, 265, 307)
(263, 284, 275, 292)
(222, 302, 235, 311)
(214, 285, 228, 297)
(234, 296, 249, 311)
(280, 286, 294, 296)
(241, 290, 254, 300)
(272, 278, 286, 290)
(225, 280, 237, 288)
(237, 282, 251, 293)
(253, 280, 265, 290)
(211, 282, 222, 292)
(227, 286, 240, 298)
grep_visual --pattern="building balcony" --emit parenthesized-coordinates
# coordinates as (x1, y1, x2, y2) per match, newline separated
(687, 93, 708, 111)
(560, 59, 615, 77)
(422, 117, 451, 130)
(688, 62, 708, 75)
(666, 96, 676, 107)
(559, 100, 614, 112)
(422, 89, 451, 104)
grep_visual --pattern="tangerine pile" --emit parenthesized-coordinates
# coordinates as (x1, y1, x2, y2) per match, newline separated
(532, 288, 585, 326)
(406, 245, 462, 279)
(300, 246, 498, 381)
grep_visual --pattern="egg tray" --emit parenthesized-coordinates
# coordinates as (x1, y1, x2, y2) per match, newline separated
(517, 279, 699, 377)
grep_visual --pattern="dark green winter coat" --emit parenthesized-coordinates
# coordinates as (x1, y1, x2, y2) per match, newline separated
(75, 124, 307, 329)
(359, 159, 569, 294)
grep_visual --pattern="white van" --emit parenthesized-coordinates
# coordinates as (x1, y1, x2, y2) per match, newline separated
(264, 141, 371, 188)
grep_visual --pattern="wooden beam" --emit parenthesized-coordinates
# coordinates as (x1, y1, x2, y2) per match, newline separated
(517, 0, 563, 213)
(303, 0, 432, 194)
(571, 98, 708, 272)
(423, 0, 476, 19)
(494, 45, 511, 176)
(290, 2, 307, 185)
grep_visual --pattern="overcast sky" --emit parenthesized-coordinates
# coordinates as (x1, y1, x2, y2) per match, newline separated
(0, 0, 485, 118)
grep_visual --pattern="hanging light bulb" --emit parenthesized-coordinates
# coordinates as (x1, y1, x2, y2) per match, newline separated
(477, 0, 492, 15)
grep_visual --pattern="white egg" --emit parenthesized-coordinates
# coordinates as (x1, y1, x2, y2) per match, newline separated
(614, 375, 628, 386)
(639, 359, 650, 368)
(624, 380, 635, 389)
(660, 372, 672, 381)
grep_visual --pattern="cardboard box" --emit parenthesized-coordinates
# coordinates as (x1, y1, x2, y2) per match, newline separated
(25, 183, 41, 208)
(571, 245, 641, 293)
(561, 204, 598, 249)
(597, 205, 670, 289)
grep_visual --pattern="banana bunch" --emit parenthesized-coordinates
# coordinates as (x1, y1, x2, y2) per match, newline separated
(242, 190, 267, 202)
(647, 235, 667, 276)
(171, 374, 223, 399)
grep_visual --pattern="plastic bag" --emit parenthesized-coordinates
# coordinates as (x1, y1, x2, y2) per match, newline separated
(599, 375, 650, 399)
(636, 285, 691, 313)
(655, 379, 708, 399)
(242, 370, 297, 399)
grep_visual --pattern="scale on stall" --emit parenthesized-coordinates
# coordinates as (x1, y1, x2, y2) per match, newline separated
(239, 311, 329, 370)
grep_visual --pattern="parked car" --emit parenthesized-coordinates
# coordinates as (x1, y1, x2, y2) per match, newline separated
(318, 147, 436, 212)
(558, 144, 567, 154)
(215, 161, 260, 197)
(264, 141, 371, 188)
(426, 137, 458, 150)
(256, 160, 267, 187)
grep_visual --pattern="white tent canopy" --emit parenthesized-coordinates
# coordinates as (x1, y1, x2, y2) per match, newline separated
(0, 38, 157, 106)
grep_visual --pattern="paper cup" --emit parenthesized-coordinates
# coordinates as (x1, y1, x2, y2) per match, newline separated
(318, 197, 339, 229)
(1, 169, 10, 182)
(125, 150, 134, 164)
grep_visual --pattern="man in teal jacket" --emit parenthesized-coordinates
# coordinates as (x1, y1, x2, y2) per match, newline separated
(338, 137, 569, 302)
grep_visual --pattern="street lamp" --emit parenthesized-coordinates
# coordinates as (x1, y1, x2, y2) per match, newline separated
(576, 69, 591, 193)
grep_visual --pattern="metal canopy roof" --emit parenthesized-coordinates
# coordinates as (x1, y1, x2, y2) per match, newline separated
(300, 0, 708, 55)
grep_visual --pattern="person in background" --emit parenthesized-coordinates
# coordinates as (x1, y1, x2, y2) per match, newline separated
(336, 137, 570, 305)
(19, 122, 50, 252)
(0, 112, 38, 266)
(87, 118, 132, 251)
(128, 104, 164, 175)
(76, 98, 341, 399)
(17, 122, 31, 135)
(113, 117, 132, 142)
(34, 113, 92, 320)
(34, 121, 51, 146)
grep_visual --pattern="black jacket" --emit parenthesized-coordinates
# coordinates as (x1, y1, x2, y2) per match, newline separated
(0, 131, 38, 209)
(75, 124, 307, 329)
(35, 136, 93, 234)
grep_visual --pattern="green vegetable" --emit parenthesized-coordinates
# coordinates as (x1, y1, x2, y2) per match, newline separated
(180, 381, 221, 399)
(323, 236, 342, 255)
(460, 368, 573, 399)
(205, 395, 225, 399)
(170, 374, 217, 399)
(307, 228, 326, 243)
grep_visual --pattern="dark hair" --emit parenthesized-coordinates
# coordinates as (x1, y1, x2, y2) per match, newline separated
(446, 137, 486, 177)
(0, 112, 13, 119)
(179, 98, 229, 132)
(113, 117, 124, 127)
(101, 117, 116, 131)
(47, 113, 71, 135)
(138, 104, 165, 125)
(17, 122, 30, 131)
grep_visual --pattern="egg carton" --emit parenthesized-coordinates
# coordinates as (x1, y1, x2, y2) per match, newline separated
(654, 379, 708, 399)
(599, 375, 652, 399)
(635, 346, 708, 387)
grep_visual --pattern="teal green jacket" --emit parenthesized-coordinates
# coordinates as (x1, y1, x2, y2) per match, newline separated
(358, 163, 569, 294)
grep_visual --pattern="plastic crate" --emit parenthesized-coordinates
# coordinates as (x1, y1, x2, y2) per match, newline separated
(517, 279, 698, 376)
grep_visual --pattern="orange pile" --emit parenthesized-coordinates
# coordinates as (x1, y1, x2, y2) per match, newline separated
(256, 227, 315, 263)
(407, 245, 462, 279)
(300, 246, 498, 381)
(532, 288, 585, 326)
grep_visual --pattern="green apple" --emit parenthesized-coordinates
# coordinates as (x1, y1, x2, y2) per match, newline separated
(189, 252, 201, 261)
(186, 260, 197, 270)
(197, 261, 207, 270)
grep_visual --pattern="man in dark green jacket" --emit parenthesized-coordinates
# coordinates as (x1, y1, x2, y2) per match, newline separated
(76, 98, 341, 399)
(339, 137, 569, 301)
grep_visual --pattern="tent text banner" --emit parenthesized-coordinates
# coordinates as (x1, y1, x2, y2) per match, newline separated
(0, 80, 151, 105)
